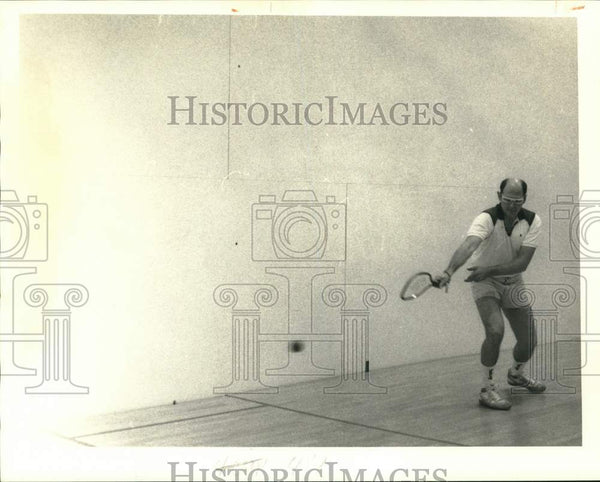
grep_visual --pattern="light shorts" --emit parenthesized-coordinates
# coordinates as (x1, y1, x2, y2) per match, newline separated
(470, 275, 531, 309)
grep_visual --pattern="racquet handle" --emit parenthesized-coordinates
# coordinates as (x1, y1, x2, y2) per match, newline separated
(431, 277, 449, 292)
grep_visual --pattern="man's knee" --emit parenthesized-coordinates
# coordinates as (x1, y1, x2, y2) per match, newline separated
(486, 324, 504, 345)
(476, 296, 505, 346)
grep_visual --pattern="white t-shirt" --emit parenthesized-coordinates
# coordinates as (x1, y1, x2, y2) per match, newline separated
(467, 205, 541, 277)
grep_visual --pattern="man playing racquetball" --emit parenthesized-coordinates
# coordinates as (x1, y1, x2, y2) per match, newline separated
(434, 178, 545, 410)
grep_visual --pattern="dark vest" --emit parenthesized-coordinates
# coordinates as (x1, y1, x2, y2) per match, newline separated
(483, 204, 536, 226)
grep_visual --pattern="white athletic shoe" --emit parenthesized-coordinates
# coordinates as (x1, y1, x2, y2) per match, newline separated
(507, 369, 547, 393)
(479, 385, 512, 410)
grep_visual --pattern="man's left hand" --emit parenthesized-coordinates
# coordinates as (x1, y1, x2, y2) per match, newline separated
(465, 266, 491, 282)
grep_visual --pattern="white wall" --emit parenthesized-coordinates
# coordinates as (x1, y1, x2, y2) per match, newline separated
(6, 15, 578, 416)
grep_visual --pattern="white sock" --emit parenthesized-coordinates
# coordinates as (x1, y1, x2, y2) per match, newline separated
(482, 364, 496, 388)
(511, 360, 526, 375)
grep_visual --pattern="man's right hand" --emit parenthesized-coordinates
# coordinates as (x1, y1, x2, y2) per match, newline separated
(433, 271, 451, 289)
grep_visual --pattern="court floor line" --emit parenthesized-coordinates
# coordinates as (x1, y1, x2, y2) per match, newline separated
(73, 404, 267, 439)
(50, 431, 96, 447)
(225, 394, 468, 447)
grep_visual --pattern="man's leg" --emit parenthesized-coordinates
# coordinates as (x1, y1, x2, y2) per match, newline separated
(503, 306, 546, 393)
(475, 296, 512, 409)
(504, 306, 536, 363)
(476, 296, 505, 367)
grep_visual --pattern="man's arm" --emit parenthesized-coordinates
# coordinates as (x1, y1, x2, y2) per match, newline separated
(436, 235, 482, 287)
(465, 246, 536, 282)
(445, 236, 483, 276)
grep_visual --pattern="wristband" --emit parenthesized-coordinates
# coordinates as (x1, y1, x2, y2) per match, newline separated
(443, 270, 452, 279)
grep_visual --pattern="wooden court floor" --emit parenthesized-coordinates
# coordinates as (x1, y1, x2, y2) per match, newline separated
(56, 342, 582, 447)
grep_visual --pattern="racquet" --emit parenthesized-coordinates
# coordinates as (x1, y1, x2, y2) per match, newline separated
(400, 272, 448, 301)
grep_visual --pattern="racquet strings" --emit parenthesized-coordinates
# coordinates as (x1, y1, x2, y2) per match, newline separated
(402, 273, 433, 299)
